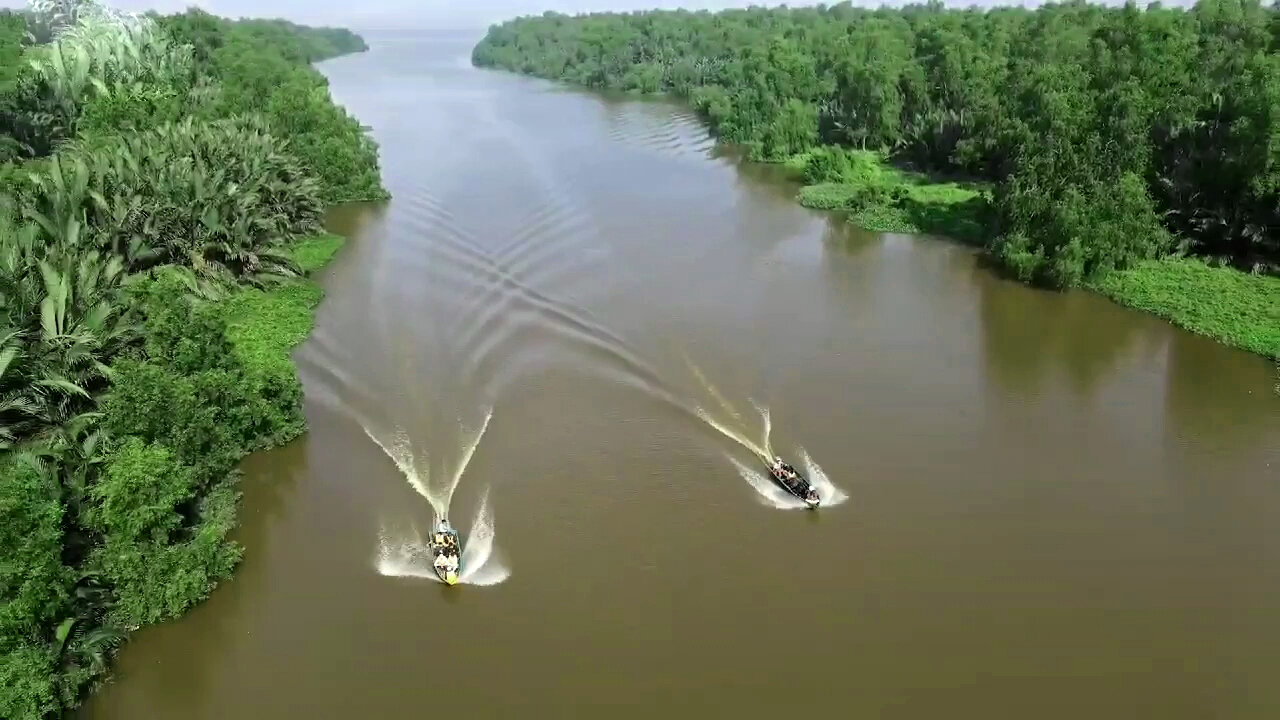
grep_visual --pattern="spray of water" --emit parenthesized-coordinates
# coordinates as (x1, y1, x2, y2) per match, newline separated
(376, 486, 511, 586)
(375, 526, 437, 581)
(799, 447, 849, 507)
(686, 354, 744, 424)
(363, 406, 506, 586)
(458, 487, 511, 586)
(443, 407, 493, 513)
(684, 354, 773, 461)
(754, 398, 775, 459)
(360, 406, 493, 519)
(726, 444, 849, 510)
(695, 406, 769, 461)
(685, 355, 849, 509)
(727, 454, 808, 510)
(361, 424, 432, 504)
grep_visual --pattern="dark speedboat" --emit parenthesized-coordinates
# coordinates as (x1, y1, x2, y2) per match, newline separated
(766, 456, 821, 509)
(428, 518, 461, 585)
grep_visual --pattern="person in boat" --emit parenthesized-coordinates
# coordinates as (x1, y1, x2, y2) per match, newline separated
(773, 456, 799, 480)
(433, 519, 457, 547)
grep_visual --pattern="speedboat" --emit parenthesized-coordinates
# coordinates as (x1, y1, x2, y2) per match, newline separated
(766, 456, 821, 509)
(428, 518, 461, 585)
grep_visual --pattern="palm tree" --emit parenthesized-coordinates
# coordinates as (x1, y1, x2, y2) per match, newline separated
(29, 116, 325, 285)
(52, 569, 126, 699)
(0, 209, 137, 447)
(21, 1, 195, 150)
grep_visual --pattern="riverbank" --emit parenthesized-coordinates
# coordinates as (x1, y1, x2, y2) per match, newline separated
(0, 232, 355, 720)
(221, 233, 346, 382)
(1091, 259, 1280, 358)
(0, 7, 383, 717)
(779, 148, 1280, 358)
(782, 148, 993, 246)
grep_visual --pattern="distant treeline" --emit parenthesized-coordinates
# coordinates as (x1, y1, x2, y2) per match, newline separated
(473, 0, 1280, 289)
(157, 16, 369, 65)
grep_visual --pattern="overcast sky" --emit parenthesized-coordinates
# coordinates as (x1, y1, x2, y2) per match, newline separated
(0, 0, 1184, 32)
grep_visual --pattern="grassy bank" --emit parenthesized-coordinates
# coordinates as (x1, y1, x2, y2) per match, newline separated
(213, 231, 346, 446)
(1091, 258, 1280, 358)
(784, 148, 993, 245)
(781, 146, 1277, 358)
(0, 4, 383, 716)
(221, 233, 344, 378)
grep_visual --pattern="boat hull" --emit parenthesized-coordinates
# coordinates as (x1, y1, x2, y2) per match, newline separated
(767, 463, 820, 509)
(429, 522, 461, 585)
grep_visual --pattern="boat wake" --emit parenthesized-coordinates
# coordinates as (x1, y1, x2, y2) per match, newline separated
(797, 447, 848, 507)
(360, 406, 493, 519)
(376, 486, 511, 586)
(727, 446, 848, 510)
(696, 400, 773, 460)
(727, 454, 805, 509)
(362, 406, 509, 586)
(684, 354, 774, 461)
(685, 355, 848, 509)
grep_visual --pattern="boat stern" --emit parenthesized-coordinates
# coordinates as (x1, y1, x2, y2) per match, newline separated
(433, 551, 461, 586)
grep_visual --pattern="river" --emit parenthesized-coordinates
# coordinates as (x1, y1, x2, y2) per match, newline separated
(83, 30, 1280, 719)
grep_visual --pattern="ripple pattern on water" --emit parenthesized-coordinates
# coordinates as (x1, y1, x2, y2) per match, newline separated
(605, 104, 717, 161)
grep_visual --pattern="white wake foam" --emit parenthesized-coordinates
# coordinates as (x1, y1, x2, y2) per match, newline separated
(728, 454, 809, 510)
(375, 486, 510, 587)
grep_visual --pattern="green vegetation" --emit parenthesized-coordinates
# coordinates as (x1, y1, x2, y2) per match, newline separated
(1091, 258, 1280, 357)
(0, 2, 384, 717)
(789, 147, 991, 242)
(473, 0, 1280, 357)
(220, 234, 343, 377)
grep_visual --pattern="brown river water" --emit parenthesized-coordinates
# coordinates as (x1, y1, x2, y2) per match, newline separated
(83, 30, 1279, 719)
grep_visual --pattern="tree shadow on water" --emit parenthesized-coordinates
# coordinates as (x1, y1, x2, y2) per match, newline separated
(976, 261, 1149, 399)
(897, 193, 994, 248)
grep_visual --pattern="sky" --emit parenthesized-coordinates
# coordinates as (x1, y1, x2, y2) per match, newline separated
(0, 0, 1184, 31)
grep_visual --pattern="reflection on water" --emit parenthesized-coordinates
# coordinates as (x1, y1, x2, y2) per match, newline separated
(1163, 330, 1278, 453)
(976, 265, 1159, 399)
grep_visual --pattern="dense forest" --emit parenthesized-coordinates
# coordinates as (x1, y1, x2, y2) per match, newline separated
(473, 0, 1279, 354)
(0, 1, 384, 716)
